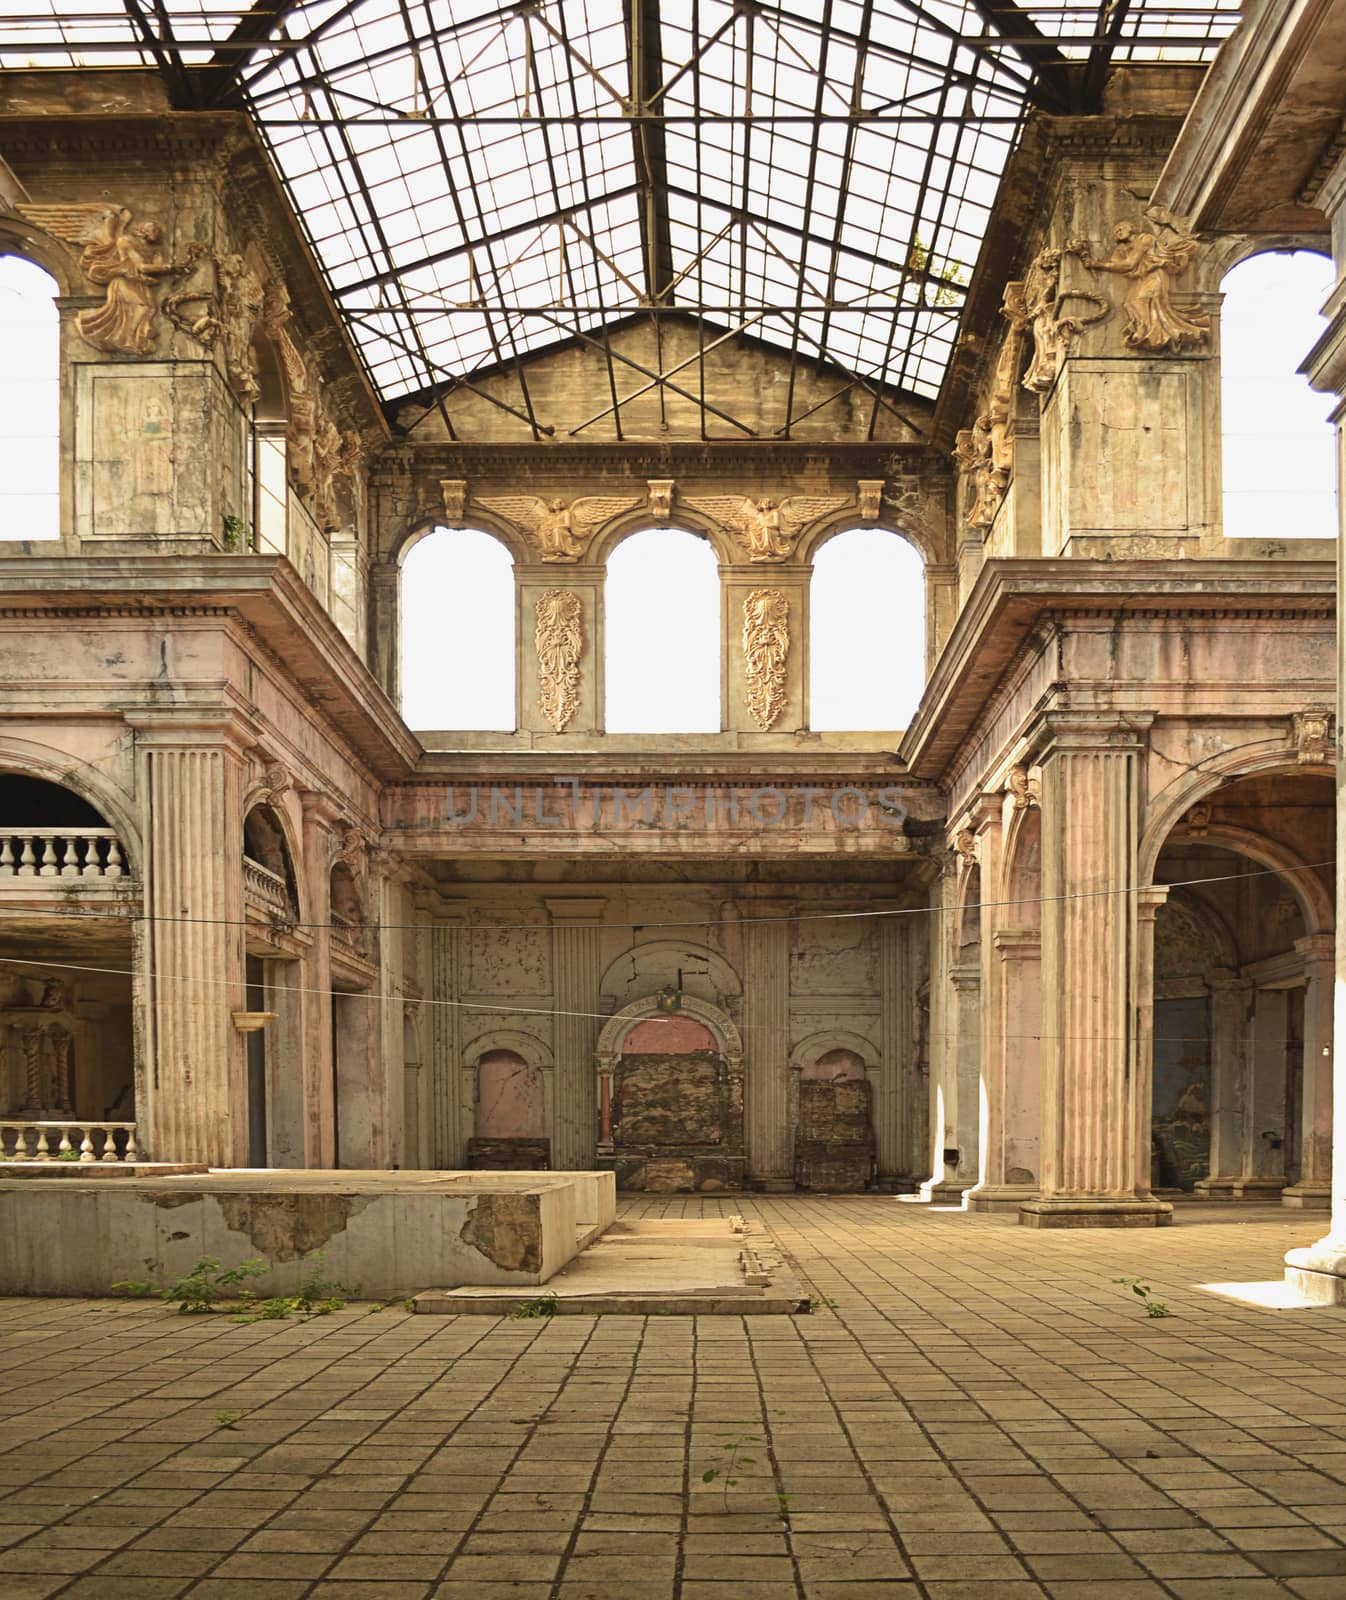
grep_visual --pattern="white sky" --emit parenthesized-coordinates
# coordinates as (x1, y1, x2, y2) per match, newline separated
(0, 254, 59, 541)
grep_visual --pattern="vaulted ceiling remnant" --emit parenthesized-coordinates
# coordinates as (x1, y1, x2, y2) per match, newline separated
(1, 1, 1241, 436)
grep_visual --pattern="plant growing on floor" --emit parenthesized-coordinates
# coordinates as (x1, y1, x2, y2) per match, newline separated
(1113, 1276, 1172, 1318)
(111, 1256, 268, 1314)
(509, 1290, 559, 1320)
(701, 1432, 762, 1514)
(230, 1250, 356, 1323)
(214, 1410, 245, 1430)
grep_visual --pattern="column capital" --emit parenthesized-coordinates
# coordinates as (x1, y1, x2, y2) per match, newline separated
(1029, 711, 1154, 759)
(993, 927, 1041, 957)
(298, 787, 346, 826)
(544, 895, 607, 924)
(1136, 885, 1170, 919)
(950, 963, 980, 992)
(1296, 932, 1337, 965)
(1207, 966, 1253, 994)
(125, 709, 256, 757)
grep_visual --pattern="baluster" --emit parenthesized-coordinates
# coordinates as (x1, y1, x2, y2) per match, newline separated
(79, 1127, 95, 1163)
(81, 837, 101, 879)
(105, 839, 124, 880)
(60, 836, 79, 879)
(0, 1124, 10, 1160)
(0, 836, 13, 876)
(35, 1127, 53, 1160)
(39, 837, 58, 877)
(100, 1125, 118, 1163)
(56, 1126, 73, 1159)
(123, 1126, 137, 1163)
(18, 836, 36, 876)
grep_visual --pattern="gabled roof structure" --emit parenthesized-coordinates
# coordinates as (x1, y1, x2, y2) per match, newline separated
(2, 1, 1241, 435)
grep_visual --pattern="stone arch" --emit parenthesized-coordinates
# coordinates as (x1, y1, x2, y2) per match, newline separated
(598, 939, 742, 1007)
(1001, 802, 1042, 920)
(799, 516, 936, 568)
(789, 1032, 879, 1192)
(594, 513, 733, 568)
(1140, 746, 1331, 883)
(0, 736, 141, 873)
(0, 222, 76, 297)
(464, 1027, 555, 1069)
(595, 992, 743, 1066)
(1203, 232, 1331, 290)
(392, 514, 528, 570)
(242, 800, 301, 919)
(1164, 822, 1332, 936)
(788, 1029, 879, 1075)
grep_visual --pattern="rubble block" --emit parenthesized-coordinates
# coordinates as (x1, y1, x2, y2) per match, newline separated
(0, 1169, 615, 1298)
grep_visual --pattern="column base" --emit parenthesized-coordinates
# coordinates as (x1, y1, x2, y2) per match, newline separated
(1195, 1176, 1285, 1201)
(1018, 1197, 1174, 1229)
(966, 1183, 1040, 1213)
(920, 1178, 974, 1205)
(1280, 1183, 1332, 1211)
(1285, 1240, 1346, 1304)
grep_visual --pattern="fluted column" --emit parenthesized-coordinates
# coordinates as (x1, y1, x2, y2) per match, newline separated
(743, 907, 792, 1189)
(1021, 714, 1170, 1226)
(920, 856, 960, 1199)
(1132, 886, 1168, 1199)
(133, 716, 247, 1164)
(546, 897, 606, 1169)
(1285, 935, 1335, 1209)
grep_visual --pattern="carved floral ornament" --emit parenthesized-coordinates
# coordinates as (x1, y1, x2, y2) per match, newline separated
(741, 589, 790, 732)
(535, 589, 584, 732)
(1294, 708, 1335, 765)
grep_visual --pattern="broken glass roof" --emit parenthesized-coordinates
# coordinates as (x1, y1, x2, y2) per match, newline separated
(0, 1, 1243, 431)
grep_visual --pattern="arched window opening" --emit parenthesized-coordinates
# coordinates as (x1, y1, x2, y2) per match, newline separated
(243, 803, 298, 919)
(605, 528, 719, 733)
(400, 527, 515, 731)
(809, 528, 925, 730)
(1221, 250, 1336, 539)
(0, 772, 128, 879)
(0, 255, 59, 542)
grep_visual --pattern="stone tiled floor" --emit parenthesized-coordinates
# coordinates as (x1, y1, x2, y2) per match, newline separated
(3, 1198, 1346, 1599)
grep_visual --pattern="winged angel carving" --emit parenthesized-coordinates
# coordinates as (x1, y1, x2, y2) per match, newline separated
(15, 202, 184, 356)
(1068, 208, 1209, 354)
(477, 495, 639, 562)
(683, 495, 850, 561)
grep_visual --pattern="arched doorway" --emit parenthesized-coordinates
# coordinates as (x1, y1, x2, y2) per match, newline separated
(595, 997, 744, 1192)
(469, 1047, 550, 1170)
(1146, 769, 1334, 1206)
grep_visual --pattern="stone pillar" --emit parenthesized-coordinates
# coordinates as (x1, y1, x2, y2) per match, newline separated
(546, 897, 606, 1169)
(743, 908, 792, 1189)
(920, 857, 960, 1199)
(519, 563, 602, 736)
(132, 715, 248, 1165)
(1020, 714, 1170, 1226)
(969, 927, 1041, 1211)
(428, 898, 469, 1169)
(1285, 935, 1334, 1209)
(924, 562, 959, 668)
(298, 790, 339, 1167)
(1132, 886, 1168, 1198)
(724, 567, 809, 735)
(369, 560, 400, 703)
(1241, 988, 1289, 1199)
(877, 911, 927, 1188)
(1196, 971, 1254, 1198)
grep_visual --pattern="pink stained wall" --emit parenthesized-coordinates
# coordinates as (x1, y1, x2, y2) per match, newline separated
(622, 1015, 718, 1054)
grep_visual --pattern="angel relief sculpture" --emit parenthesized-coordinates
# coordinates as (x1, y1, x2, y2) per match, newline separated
(1015, 247, 1109, 393)
(1068, 209, 1209, 355)
(15, 202, 183, 356)
(683, 494, 850, 562)
(476, 495, 639, 562)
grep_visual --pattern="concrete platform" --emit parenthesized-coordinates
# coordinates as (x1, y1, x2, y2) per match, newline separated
(0, 1168, 615, 1299)
(413, 1216, 810, 1315)
(0, 1162, 208, 1179)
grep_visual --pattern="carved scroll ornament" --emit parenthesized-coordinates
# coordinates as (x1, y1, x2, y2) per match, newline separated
(16, 201, 183, 356)
(741, 589, 790, 731)
(685, 494, 850, 561)
(479, 495, 639, 561)
(1068, 208, 1209, 354)
(536, 589, 584, 732)
(1294, 708, 1334, 765)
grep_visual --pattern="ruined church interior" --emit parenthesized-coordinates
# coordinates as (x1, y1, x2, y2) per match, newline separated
(4, 0, 1346, 1593)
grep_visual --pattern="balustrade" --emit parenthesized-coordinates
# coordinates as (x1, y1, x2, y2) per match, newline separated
(243, 855, 291, 916)
(331, 910, 370, 957)
(0, 828, 124, 880)
(0, 1121, 138, 1163)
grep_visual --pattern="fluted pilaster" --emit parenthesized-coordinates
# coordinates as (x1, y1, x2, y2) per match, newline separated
(429, 901, 468, 1167)
(743, 909, 791, 1188)
(546, 897, 606, 1169)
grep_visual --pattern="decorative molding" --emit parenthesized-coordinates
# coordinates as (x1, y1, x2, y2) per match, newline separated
(857, 479, 885, 520)
(647, 478, 675, 520)
(439, 478, 467, 523)
(1294, 707, 1334, 764)
(1005, 764, 1038, 811)
(1012, 246, 1108, 394)
(535, 589, 584, 733)
(741, 589, 790, 731)
(684, 494, 851, 560)
(477, 494, 640, 561)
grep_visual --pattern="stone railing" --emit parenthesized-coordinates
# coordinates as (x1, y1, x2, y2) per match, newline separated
(331, 910, 370, 958)
(0, 1121, 138, 1163)
(0, 828, 125, 879)
(244, 855, 292, 918)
